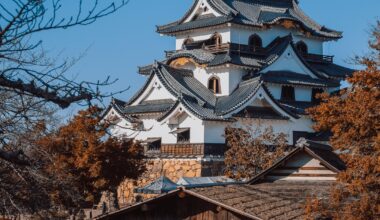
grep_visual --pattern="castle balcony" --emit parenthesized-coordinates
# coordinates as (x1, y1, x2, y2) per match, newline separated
(165, 43, 334, 64)
(144, 142, 226, 157)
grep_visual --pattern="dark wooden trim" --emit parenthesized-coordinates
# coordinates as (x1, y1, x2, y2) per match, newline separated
(145, 143, 226, 156)
(276, 167, 330, 171)
(269, 173, 337, 177)
(184, 190, 262, 220)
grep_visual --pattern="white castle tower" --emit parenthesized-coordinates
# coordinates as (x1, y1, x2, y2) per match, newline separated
(102, 0, 353, 188)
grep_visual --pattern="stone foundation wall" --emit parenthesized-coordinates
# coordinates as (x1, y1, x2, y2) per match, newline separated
(116, 158, 224, 206)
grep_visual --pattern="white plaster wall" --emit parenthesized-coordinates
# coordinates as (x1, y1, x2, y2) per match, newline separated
(267, 84, 313, 102)
(232, 116, 314, 144)
(228, 67, 246, 94)
(110, 111, 206, 144)
(183, 0, 222, 23)
(295, 87, 312, 102)
(193, 66, 246, 96)
(230, 26, 324, 54)
(267, 84, 282, 100)
(204, 122, 227, 144)
(261, 45, 317, 78)
(131, 75, 176, 105)
(176, 28, 231, 50)
(177, 113, 205, 143)
(107, 107, 314, 145)
(144, 86, 175, 102)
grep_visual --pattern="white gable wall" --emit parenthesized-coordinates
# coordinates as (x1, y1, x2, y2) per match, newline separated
(265, 152, 338, 181)
(183, 0, 222, 23)
(131, 75, 176, 105)
(261, 44, 317, 78)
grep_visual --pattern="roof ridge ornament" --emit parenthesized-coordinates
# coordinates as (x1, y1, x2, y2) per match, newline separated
(295, 137, 309, 149)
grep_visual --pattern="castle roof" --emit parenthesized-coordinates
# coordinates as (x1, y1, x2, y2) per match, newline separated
(157, 0, 342, 39)
(112, 61, 303, 122)
(140, 35, 354, 80)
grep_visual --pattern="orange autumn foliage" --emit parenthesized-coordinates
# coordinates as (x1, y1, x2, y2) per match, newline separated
(306, 22, 380, 220)
(224, 125, 288, 180)
(37, 106, 145, 208)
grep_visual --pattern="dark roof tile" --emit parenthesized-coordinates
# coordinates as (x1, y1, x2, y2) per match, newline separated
(158, 0, 342, 39)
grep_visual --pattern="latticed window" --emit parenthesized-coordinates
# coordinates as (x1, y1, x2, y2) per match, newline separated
(208, 77, 221, 94)
(249, 34, 263, 51)
(281, 86, 295, 101)
(177, 129, 190, 143)
(296, 41, 308, 55)
(205, 33, 222, 47)
(182, 38, 194, 49)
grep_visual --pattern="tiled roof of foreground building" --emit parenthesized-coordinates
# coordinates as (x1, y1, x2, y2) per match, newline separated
(157, 0, 342, 39)
(95, 139, 345, 220)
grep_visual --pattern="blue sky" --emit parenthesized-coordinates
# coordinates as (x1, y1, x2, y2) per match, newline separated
(38, 0, 379, 115)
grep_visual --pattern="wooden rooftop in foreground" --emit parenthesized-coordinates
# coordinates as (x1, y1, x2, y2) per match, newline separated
(95, 139, 344, 220)
(95, 181, 332, 220)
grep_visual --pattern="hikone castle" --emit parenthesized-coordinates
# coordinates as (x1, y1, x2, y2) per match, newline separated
(101, 0, 353, 211)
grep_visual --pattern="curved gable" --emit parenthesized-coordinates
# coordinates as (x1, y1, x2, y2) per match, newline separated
(261, 43, 319, 78)
(129, 74, 176, 106)
(184, 0, 223, 23)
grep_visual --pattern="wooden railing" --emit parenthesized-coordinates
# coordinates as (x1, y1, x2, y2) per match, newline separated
(165, 43, 333, 63)
(302, 53, 334, 63)
(144, 143, 226, 156)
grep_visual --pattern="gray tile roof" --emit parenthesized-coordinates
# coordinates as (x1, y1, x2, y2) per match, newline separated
(310, 62, 355, 79)
(123, 100, 175, 115)
(101, 98, 141, 123)
(98, 181, 333, 220)
(216, 77, 262, 115)
(157, 15, 234, 34)
(177, 176, 236, 187)
(259, 71, 340, 87)
(233, 106, 289, 120)
(140, 35, 352, 80)
(113, 61, 305, 122)
(134, 176, 178, 194)
(188, 181, 332, 220)
(157, 0, 342, 39)
(167, 49, 216, 65)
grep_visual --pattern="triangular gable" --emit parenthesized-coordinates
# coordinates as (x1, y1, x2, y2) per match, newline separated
(261, 43, 320, 79)
(183, 0, 224, 23)
(157, 101, 199, 125)
(101, 98, 140, 124)
(129, 73, 176, 106)
(248, 138, 345, 184)
(96, 188, 260, 220)
(223, 83, 299, 121)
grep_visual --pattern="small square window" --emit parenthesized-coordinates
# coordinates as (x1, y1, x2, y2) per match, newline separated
(281, 86, 295, 101)
(177, 129, 190, 143)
